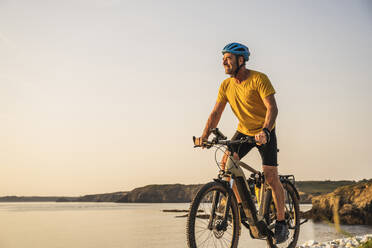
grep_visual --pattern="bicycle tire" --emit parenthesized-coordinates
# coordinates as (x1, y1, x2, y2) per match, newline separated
(266, 182, 300, 248)
(186, 181, 240, 248)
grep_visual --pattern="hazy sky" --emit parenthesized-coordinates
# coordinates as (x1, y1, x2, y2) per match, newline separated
(1, 0, 371, 196)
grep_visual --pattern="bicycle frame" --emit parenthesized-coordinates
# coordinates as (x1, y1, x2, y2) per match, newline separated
(222, 154, 274, 238)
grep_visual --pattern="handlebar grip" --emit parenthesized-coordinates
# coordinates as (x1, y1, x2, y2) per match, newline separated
(193, 136, 208, 148)
(243, 136, 257, 144)
(193, 136, 200, 147)
(229, 136, 256, 144)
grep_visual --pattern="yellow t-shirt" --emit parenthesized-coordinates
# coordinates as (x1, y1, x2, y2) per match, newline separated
(217, 70, 276, 136)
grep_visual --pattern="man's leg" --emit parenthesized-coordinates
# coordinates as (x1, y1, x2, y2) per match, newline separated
(221, 151, 242, 203)
(262, 165, 285, 220)
(263, 165, 288, 243)
(258, 129, 286, 221)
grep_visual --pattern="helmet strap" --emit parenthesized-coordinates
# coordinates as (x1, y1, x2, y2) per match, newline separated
(232, 55, 244, 77)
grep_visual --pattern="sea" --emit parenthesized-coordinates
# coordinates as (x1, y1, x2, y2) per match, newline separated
(0, 202, 371, 248)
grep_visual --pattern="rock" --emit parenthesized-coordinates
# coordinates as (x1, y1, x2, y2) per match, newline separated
(116, 184, 203, 203)
(361, 236, 369, 243)
(355, 236, 363, 242)
(300, 235, 372, 248)
(162, 209, 189, 213)
(306, 240, 318, 246)
(345, 242, 353, 248)
(304, 180, 372, 225)
(175, 214, 188, 218)
(76, 191, 128, 202)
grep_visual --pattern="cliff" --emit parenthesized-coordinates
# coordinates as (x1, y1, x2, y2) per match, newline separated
(0, 180, 361, 204)
(116, 184, 202, 203)
(297, 180, 355, 203)
(55, 192, 128, 202)
(0, 196, 61, 202)
(302, 180, 372, 225)
(115, 180, 356, 204)
(76, 191, 128, 202)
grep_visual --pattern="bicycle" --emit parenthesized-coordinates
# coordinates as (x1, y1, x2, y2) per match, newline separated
(186, 128, 305, 248)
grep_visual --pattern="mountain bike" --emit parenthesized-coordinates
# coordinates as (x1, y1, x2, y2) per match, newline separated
(186, 128, 305, 248)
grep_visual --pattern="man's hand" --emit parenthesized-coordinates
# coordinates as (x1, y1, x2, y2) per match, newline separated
(255, 131, 268, 145)
(193, 136, 208, 148)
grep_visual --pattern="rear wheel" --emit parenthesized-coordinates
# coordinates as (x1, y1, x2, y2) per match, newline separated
(186, 181, 240, 248)
(266, 182, 300, 248)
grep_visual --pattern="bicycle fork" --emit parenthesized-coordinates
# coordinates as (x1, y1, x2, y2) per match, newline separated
(207, 191, 232, 231)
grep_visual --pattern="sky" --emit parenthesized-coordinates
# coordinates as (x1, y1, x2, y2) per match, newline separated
(0, 0, 371, 196)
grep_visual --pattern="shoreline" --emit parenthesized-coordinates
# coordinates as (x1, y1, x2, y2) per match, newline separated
(299, 234, 372, 248)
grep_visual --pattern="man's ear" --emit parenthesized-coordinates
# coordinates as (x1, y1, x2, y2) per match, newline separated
(238, 56, 245, 66)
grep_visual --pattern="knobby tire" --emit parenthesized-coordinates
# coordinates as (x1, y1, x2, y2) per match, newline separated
(266, 182, 300, 248)
(186, 181, 240, 248)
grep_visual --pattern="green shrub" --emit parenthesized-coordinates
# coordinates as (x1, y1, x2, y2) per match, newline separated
(358, 238, 372, 248)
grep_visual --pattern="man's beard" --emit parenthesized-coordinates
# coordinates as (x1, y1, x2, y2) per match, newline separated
(225, 67, 234, 75)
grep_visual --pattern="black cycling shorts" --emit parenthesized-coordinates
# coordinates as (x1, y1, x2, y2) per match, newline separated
(229, 129, 278, 166)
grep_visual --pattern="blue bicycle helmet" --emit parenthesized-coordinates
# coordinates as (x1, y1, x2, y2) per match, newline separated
(222, 42, 250, 61)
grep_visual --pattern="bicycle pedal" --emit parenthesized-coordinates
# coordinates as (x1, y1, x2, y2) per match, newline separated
(242, 221, 265, 239)
(250, 225, 265, 239)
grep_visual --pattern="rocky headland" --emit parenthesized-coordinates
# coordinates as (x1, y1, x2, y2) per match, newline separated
(302, 180, 372, 225)
(297, 180, 355, 204)
(88, 180, 357, 204)
(2, 180, 370, 220)
(0, 196, 61, 202)
(116, 184, 202, 203)
(75, 191, 127, 202)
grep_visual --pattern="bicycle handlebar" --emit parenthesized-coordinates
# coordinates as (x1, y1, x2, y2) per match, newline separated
(193, 128, 256, 149)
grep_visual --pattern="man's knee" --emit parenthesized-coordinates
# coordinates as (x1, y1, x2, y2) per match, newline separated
(220, 152, 239, 170)
(232, 152, 239, 160)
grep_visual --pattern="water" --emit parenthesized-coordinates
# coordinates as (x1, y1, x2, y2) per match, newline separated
(0, 203, 371, 248)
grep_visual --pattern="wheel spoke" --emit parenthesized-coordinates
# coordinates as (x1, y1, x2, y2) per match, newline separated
(198, 231, 212, 248)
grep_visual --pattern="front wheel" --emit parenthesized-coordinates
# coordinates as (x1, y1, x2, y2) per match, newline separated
(186, 181, 240, 248)
(266, 182, 300, 248)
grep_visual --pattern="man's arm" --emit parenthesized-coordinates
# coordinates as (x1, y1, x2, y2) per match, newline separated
(255, 94, 278, 144)
(262, 94, 278, 131)
(195, 101, 226, 146)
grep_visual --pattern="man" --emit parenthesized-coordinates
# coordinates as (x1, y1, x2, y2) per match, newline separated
(194, 42, 289, 243)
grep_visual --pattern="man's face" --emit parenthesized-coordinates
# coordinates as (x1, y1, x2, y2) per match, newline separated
(222, 53, 237, 75)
